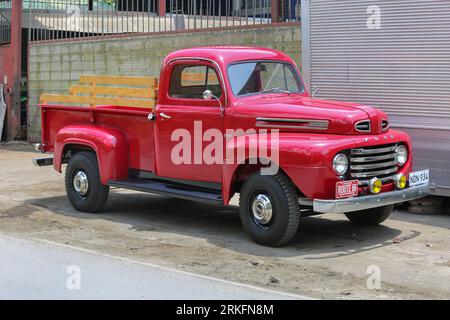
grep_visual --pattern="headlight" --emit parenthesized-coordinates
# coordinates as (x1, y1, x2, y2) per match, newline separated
(395, 145, 408, 166)
(333, 153, 348, 175)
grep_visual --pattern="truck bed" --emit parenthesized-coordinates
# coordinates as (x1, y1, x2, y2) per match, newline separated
(39, 104, 156, 173)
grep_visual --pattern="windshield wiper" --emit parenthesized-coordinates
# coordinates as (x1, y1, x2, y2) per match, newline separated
(261, 88, 291, 95)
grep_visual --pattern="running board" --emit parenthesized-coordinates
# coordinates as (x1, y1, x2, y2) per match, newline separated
(107, 178, 223, 204)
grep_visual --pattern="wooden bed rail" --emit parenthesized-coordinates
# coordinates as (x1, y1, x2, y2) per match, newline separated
(39, 75, 158, 109)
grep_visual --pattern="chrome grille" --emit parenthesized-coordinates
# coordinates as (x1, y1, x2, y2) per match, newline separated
(355, 120, 371, 132)
(350, 144, 398, 186)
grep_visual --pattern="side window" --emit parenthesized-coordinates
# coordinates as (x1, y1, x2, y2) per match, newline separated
(170, 64, 222, 99)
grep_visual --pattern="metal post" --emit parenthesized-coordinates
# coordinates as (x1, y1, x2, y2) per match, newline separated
(301, 0, 310, 89)
(6, 0, 22, 140)
(158, 0, 165, 16)
(271, 0, 279, 23)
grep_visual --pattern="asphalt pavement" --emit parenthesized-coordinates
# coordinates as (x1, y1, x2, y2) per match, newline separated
(0, 235, 306, 300)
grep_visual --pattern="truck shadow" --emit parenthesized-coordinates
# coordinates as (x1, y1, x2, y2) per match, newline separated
(23, 191, 419, 259)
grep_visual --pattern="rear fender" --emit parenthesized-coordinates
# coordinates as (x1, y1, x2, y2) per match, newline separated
(54, 125, 129, 184)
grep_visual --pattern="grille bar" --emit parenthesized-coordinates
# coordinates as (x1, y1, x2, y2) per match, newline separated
(350, 160, 398, 170)
(351, 166, 398, 179)
(350, 153, 396, 163)
(349, 143, 400, 183)
(351, 145, 397, 155)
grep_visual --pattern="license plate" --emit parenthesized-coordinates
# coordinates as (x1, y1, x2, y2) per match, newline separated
(409, 169, 430, 187)
(336, 180, 359, 199)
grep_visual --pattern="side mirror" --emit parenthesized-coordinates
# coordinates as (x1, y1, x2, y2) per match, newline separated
(311, 85, 319, 98)
(203, 89, 225, 117)
(203, 89, 214, 101)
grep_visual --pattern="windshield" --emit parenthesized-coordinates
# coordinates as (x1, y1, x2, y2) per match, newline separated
(228, 61, 303, 96)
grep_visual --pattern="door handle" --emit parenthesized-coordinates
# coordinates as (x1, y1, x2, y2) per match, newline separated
(160, 112, 171, 119)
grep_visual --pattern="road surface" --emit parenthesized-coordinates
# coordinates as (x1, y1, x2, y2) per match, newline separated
(0, 235, 305, 300)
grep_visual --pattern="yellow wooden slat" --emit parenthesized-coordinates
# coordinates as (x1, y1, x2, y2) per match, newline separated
(40, 94, 89, 105)
(181, 73, 205, 82)
(69, 85, 157, 98)
(79, 75, 158, 87)
(181, 73, 218, 82)
(40, 94, 155, 109)
(94, 97, 155, 108)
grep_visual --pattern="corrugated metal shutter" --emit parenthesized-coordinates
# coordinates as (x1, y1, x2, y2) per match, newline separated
(309, 0, 450, 120)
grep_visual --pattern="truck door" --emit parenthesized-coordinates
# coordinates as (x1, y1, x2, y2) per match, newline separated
(154, 60, 225, 183)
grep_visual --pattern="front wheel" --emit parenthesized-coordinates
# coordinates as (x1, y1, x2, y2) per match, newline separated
(239, 172, 301, 247)
(345, 205, 393, 226)
(65, 151, 109, 213)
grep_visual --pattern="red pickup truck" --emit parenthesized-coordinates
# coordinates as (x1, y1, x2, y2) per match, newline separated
(34, 46, 430, 246)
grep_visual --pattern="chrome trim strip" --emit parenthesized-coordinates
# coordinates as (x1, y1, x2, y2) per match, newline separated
(350, 160, 398, 170)
(256, 117, 329, 130)
(255, 123, 329, 130)
(350, 166, 398, 178)
(256, 117, 327, 124)
(313, 184, 430, 213)
(350, 153, 396, 163)
(351, 145, 398, 155)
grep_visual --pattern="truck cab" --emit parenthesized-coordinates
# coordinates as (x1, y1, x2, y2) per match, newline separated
(34, 47, 430, 247)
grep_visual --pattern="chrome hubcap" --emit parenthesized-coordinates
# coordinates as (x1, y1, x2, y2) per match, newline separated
(251, 194, 273, 225)
(73, 171, 89, 196)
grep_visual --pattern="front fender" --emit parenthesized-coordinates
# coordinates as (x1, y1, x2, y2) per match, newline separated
(222, 130, 412, 202)
(222, 132, 345, 203)
(54, 124, 129, 184)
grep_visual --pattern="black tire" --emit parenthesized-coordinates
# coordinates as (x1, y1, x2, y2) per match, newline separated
(345, 205, 393, 226)
(65, 151, 109, 213)
(239, 171, 301, 247)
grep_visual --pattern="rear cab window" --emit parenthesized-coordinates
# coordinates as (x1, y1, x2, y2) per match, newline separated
(170, 65, 222, 99)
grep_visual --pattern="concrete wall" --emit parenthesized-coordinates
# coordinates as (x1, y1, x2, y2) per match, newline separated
(28, 24, 301, 141)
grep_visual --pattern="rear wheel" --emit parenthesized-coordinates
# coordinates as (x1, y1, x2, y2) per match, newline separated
(239, 172, 301, 247)
(345, 205, 393, 225)
(65, 151, 109, 213)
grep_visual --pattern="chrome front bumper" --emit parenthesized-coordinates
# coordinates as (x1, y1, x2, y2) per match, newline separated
(313, 184, 430, 214)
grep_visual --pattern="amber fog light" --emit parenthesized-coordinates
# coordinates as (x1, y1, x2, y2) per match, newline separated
(369, 177, 382, 194)
(394, 173, 407, 189)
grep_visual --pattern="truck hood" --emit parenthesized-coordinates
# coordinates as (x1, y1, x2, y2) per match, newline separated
(234, 96, 388, 135)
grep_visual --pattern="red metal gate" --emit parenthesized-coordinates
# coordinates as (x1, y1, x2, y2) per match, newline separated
(0, 0, 21, 141)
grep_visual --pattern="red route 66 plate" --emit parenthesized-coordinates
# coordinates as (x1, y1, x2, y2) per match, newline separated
(336, 180, 359, 199)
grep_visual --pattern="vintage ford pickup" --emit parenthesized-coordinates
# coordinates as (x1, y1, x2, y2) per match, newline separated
(34, 47, 430, 246)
